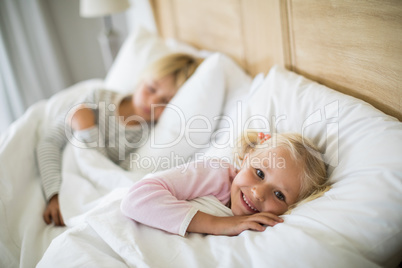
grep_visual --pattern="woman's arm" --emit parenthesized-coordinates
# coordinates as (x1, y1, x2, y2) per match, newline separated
(70, 107, 107, 157)
(37, 115, 69, 202)
(70, 106, 96, 130)
(68, 90, 108, 157)
(37, 115, 69, 226)
(36, 88, 101, 225)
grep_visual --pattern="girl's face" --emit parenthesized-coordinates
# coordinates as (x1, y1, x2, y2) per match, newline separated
(133, 75, 177, 122)
(230, 146, 303, 216)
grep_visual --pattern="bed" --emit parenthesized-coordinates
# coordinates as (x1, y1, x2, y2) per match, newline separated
(1, 0, 402, 267)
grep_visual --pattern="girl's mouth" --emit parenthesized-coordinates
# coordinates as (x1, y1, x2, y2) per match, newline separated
(241, 192, 259, 213)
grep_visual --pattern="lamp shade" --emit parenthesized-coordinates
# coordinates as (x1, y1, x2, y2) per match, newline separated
(80, 0, 130, 18)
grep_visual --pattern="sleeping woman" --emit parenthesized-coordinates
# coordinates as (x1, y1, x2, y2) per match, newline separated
(36, 53, 202, 226)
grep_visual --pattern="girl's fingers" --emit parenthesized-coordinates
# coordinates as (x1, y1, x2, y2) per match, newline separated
(257, 218, 279, 227)
(241, 221, 266, 233)
(256, 212, 284, 222)
(248, 214, 283, 227)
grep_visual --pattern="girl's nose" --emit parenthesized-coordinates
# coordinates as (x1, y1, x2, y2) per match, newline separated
(251, 185, 266, 202)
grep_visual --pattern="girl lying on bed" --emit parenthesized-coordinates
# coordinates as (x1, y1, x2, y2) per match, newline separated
(36, 53, 202, 226)
(121, 132, 330, 236)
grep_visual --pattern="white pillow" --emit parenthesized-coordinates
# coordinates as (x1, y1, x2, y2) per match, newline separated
(104, 26, 171, 94)
(243, 65, 402, 267)
(200, 55, 253, 160)
(104, 26, 254, 179)
(130, 53, 228, 179)
(104, 26, 210, 94)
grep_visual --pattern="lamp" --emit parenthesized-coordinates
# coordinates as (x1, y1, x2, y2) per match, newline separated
(80, 0, 130, 70)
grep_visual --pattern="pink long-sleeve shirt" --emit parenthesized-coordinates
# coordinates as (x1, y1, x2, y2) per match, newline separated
(120, 159, 238, 236)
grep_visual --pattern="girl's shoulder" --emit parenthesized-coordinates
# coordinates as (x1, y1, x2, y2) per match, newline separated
(146, 158, 236, 180)
(198, 158, 235, 172)
(181, 158, 237, 181)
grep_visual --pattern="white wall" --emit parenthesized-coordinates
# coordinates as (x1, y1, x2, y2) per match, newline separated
(1, 0, 151, 133)
(45, 0, 129, 84)
(42, 0, 156, 86)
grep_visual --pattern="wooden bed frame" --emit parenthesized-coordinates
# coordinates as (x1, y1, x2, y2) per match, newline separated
(150, 0, 402, 121)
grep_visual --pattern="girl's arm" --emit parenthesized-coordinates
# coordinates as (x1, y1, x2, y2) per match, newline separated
(187, 211, 283, 236)
(120, 160, 236, 236)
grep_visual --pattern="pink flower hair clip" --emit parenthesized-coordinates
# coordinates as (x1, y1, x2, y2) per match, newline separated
(258, 132, 271, 144)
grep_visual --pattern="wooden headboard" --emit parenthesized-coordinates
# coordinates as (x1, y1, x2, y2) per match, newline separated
(150, 0, 402, 121)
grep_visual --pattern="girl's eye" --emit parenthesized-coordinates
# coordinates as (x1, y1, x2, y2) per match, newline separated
(256, 169, 265, 179)
(275, 191, 286, 202)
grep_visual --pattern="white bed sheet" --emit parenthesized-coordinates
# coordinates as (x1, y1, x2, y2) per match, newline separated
(2, 64, 401, 268)
(0, 52, 252, 267)
(35, 66, 402, 268)
(0, 79, 122, 267)
(38, 188, 376, 268)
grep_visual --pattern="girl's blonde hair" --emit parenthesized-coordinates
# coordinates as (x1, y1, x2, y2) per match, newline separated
(142, 53, 203, 89)
(235, 131, 330, 212)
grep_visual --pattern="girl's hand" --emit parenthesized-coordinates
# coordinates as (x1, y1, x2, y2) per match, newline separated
(213, 212, 284, 236)
(70, 106, 95, 131)
(188, 211, 284, 236)
(43, 194, 65, 226)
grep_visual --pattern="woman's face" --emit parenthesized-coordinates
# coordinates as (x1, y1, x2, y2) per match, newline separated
(230, 147, 303, 216)
(133, 75, 177, 122)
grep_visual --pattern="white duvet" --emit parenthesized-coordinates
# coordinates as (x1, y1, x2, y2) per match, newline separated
(2, 65, 402, 267)
(38, 188, 375, 268)
(0, 80, 106, 267)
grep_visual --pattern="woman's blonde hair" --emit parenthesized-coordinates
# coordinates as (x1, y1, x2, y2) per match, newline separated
(142, 53, 203, 89)
(235, 131, 330, 212)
